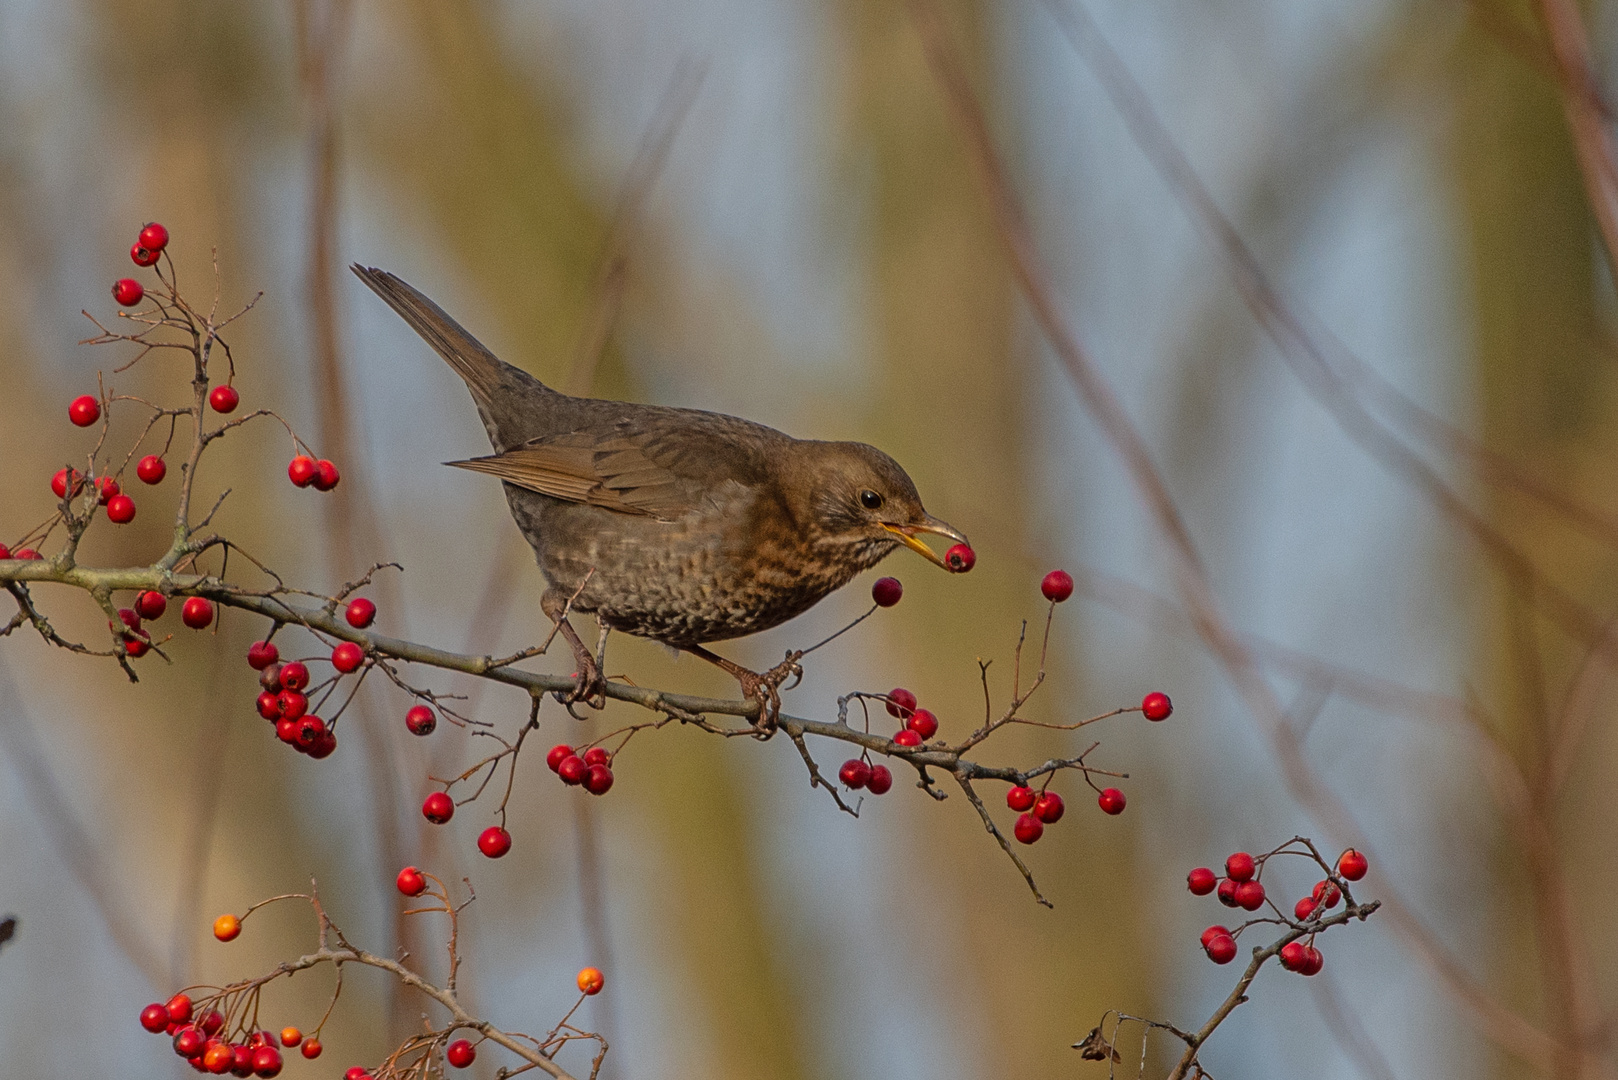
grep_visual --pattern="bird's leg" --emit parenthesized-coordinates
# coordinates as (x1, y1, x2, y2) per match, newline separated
(541, 589, 606, 713)
(684, 645, 802, 737)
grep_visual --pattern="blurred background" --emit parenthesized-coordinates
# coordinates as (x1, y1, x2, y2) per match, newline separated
(2, 0, 1615, 1077)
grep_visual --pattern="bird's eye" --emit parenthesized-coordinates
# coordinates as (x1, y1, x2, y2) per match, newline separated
(859, 489, 884, 511)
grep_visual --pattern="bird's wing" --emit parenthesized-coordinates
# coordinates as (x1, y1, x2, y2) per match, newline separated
(447, 428, 697, 521)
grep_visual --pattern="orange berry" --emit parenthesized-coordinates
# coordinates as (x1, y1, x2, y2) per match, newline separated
(279, 1027, 301, 1048)
(577, 966, 604, 995)
(213, 914, 241, 942)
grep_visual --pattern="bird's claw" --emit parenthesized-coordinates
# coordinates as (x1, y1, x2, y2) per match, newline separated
(739, 652, 803, 739)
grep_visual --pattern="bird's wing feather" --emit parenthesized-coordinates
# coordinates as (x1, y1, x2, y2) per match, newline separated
(447, 429, 695, 521)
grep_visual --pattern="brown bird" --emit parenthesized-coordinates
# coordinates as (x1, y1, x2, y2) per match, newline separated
(353, 266, 969, 729)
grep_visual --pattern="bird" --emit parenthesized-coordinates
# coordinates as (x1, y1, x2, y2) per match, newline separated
(352, 265, 969, 730)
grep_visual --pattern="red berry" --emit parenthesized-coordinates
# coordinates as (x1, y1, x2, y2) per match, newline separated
(140, 222, 170, 251)
(136, 590, 167, 619)
(51, 467, 81, 498)
(839, 759, 871, 789)
(344, 597, 376, 628)
(583, 764, 614, 794)
(885, 688, 917, 718)
(944, 544, 975, 572)
(343, 1069, 369, 1080)
(1033, 791, 1065, 823)
(278, 662, 310, 691)
(115, 607, 141, 633)
(478, 826, 512, 858)
(1204, 933, 1237, 965)
(182, 596, 214, 628)
(866, 764, 893, 794)
(209, 385, 239, 414)
(1294, 897, 1317, 920)
(906, 708, 938, 739)
(1187, 867, 1217, 895)
(131, 243, 160, 267)
(1013, 812, 1044, 844)
(287, 456, 318, 488)
(557, 754, 586, 785)
(1280, 940, 1308, 972)
(406, 705, 436, 736)
(96, 476, 121, 504)
(294, 716, 327, 748)
(256, 692, 281, 720)
(893, 728, 922, 747)
(300, 1039, 322, 1060)
(112, 278, 144, 306)
(0, 544, 8, 559)
(871, 576, 903, 607)
(1312, 880, 1342, 909)
(331, 641, 365, 673)
(247, 641, 280, 670)
(106, 493, 136, 523)
(1234, 880, 1266, 911)
(1301, 947, 1324, 976)
(142, 1003, 171, 1033)
(583, 747, 610, 767)
(231, 1044, 255, 1075)
(1216, 878, 1239, 908)
(1225, 852, 1255, 882)
(422, 791, 454, 823)
(125, 637, 150, 658)
(1097, 788, 1126, 815)
(175, 1026, 207, 1057)
(305, 728, 337, 759)
(137, 455, 167, 484)
(1337, 848, 1368, 881)
(1200, 924, 1231, 948)
(1041, 569, 1074, 602)
(312, 459, 340, 491)
(276, 717, 300, 744)
(251, 1046, 283, 1078)
(1141, 692, 1172, 721)
(446, 1040, 476, 1069)
(396, 866, 427, 896)
(14, 549, 41, 560)
(1006, 785, 1036, 812)
(546, 744, 574, 772)
(200, 1010, 225, 1036)
(277, 691, 308, 721)
(69, 394, 101, 426)
(166, 994, 194, 1024)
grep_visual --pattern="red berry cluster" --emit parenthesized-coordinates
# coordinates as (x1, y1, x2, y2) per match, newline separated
(135, 992, 290, 1076)
(545, 744, 615, 795)
(252, 654, 336, 760)
(114, 222, 169, 304)
(1006, 784, 1065, 844)
(1187, 848, 1368, 973)
(286, 455, 341, 492)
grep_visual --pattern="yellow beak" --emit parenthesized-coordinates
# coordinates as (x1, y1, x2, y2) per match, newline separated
(882, 515, 970, 570)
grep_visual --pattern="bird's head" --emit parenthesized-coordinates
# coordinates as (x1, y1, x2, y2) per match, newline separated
(785, 441, 970, 572)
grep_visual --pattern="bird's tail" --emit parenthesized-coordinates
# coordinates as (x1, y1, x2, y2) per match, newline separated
(350, 265, 551, 414)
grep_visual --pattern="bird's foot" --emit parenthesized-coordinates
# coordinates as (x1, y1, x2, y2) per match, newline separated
(736, 651, 804, 739)
(550, 616, 608, 717)
(558, 653, 608, 718)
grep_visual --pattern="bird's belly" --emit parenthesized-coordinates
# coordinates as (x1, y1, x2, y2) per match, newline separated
(514, 497, 856, 646)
